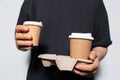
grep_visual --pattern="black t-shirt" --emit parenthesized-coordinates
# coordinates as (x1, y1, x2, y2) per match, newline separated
(17, 0, 112, 80)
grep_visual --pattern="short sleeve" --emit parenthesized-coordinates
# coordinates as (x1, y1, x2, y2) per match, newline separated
(92, 0, 112, 48)
(17, 0, 32, 25)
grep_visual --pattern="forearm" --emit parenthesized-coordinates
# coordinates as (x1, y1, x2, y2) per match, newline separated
(92, 46, 107, 61)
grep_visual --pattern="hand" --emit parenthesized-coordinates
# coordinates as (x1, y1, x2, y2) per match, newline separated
(73, 51, 99, 78)
(15, 25, 33, 51)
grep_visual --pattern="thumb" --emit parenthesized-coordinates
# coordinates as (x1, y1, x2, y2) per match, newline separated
(89, 51, 98, 61)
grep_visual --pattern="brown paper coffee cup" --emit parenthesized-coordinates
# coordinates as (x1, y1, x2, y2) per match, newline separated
(23, 21, 43, 46)
(69, 33, 94, 60)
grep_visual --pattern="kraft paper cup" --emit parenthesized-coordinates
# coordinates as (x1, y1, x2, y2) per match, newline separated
(23, 21, 43, 46)
(38, 54, 56, 67)
(69, 33, 94, 60)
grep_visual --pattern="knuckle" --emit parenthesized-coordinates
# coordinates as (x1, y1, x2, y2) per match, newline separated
(15, 33, 19, 39)
(94, 63, 99, 68)
(16, 41, 21, 46)
(15, 26, 19, 30)
(16, 25, 21, 30)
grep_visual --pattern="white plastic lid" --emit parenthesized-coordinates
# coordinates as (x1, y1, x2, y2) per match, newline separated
(23, 21, 43, 27)
(69, 33, 94, 40)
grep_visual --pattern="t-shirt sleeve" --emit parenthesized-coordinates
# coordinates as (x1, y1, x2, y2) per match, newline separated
(92, 0, 112, 48)
(17, 0, 32, 25)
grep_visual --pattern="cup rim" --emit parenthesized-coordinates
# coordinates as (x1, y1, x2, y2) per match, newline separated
(69, 33, 94, 40)
(23, 21, 43, 27)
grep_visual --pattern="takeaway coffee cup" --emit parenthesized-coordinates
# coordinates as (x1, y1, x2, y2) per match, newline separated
(69, 33, 94, 60)
(23, 21, 43, 46)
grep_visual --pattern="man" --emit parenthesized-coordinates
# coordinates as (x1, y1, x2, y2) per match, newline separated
(15, 0, 112, 80)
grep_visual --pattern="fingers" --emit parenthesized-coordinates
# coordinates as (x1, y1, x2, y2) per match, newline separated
(16, 40, 33, 47)
(18, 46, 32, 51)
(73, 58, 99, 77)
(75, 59, 99, 72)
(73, 69, 96, 78)
(15, 25, 33, 51)
(89, 51, 98, 61)
(16, 40, 33, 50)
(16, 25, 29, 33)
(15, 33, 32, 40)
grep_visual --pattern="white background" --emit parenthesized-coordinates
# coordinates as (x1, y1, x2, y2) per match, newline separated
(0, 0, 119, 80)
